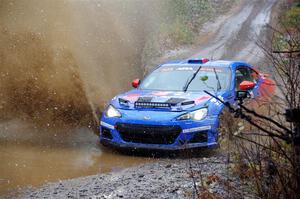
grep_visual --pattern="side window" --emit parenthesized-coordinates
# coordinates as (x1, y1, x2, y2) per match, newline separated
(249, 68, 260, 83)
(235, 67, 251, 90)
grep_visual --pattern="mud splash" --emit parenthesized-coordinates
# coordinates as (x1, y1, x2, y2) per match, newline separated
(0, 30, 94, 127)
(0, 0, 148, 127)
(0, 0, 163, 194)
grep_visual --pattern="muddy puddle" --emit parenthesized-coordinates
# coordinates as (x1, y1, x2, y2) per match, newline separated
(0, 1, 156, 195)
(0, 120, 153, 195)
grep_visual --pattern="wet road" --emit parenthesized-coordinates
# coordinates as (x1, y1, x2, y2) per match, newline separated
(0, 120, 152, 195)
(0, 0, 148, 195)
(0, 0, 277, 196)
(192, 0, 276, 65)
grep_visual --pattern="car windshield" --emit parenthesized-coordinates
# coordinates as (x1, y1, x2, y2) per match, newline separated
(139, 65, 231, 91)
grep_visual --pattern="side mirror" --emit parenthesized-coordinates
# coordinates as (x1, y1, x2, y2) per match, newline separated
(239, 81, 255, 90)
(132, 79, 140, 88)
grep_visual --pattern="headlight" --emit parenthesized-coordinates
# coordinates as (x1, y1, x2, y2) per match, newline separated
(105, 105, 122, 118)
(177, 108, 207, 121)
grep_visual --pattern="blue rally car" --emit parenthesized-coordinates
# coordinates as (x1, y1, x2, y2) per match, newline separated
(99, 58, 275, 151)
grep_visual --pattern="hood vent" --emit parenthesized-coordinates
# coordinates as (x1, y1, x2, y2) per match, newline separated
(136, 97, 153, 103)
(119, 98, 130, 106)
(181, 100, 195, 106)
(165, 98, 187, 106)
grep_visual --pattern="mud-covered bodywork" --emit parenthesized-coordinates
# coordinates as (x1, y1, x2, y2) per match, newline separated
(99, 59, 275, 150)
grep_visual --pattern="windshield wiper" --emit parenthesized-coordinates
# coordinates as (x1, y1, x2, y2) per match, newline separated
(183, 66, 202, 92)
(213, 68, 222, 91)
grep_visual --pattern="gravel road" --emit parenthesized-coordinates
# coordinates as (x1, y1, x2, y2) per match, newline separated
(17, 154, 254, 199)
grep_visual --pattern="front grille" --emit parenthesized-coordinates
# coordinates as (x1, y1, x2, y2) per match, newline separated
(116, 123, 181, 144)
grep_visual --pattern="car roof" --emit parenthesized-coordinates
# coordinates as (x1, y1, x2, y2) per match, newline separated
(160, 59, 253, 70)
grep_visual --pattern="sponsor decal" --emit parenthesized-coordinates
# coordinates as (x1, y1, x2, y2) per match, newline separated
(151, 91, 172, 96)
(176, 67, 194, 71)
(210, 98, 221, 106)
(199, 68, 223, 72)
(160, 66, 194, 72)
(194, 95, 210, 103)
(160, 67, 174, 72)
(123, 93, 140, 101)
(143, 116, 151, 120)
(173, 92, 184, 96)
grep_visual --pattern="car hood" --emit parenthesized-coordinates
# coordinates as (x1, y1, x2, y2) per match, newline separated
(112, 89, 224, 112)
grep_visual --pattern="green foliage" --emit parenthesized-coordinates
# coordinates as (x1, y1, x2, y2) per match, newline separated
(282, 5, 300, 28)
(161, 0, 213, 45)
(273, 3, 300, 51)
(273, 34, 289, 51)
(167, 0, 213, 25)
(161, 18, 195, 45)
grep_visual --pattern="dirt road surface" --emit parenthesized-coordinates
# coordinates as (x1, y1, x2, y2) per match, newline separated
(0, 0, 278, 198)
(192, 0, 275, 65)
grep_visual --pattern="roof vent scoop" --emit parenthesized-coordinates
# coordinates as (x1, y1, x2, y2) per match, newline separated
(187, 58, 209, 64)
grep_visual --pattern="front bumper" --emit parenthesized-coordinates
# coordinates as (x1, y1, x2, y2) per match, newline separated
(100, 138, 218, 151)
(99, 112, 219, 150)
